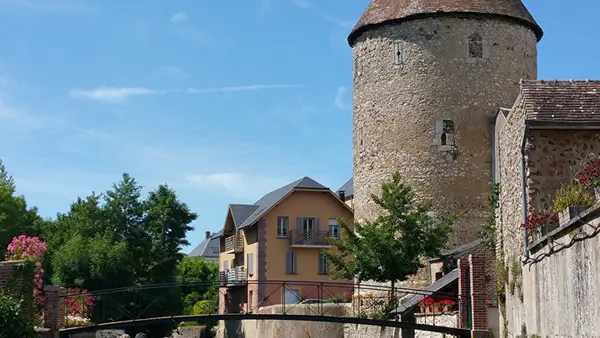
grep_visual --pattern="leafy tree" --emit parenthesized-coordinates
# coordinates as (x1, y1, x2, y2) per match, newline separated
(0, 159, 44, 258)
(0, 293, 36, 338)
(44, 173, 197, 337)
(323, 172, 455, 289)
(175, 256, 219, 315)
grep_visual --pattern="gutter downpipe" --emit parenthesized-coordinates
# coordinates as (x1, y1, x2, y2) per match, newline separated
(521, 122, 530, 259)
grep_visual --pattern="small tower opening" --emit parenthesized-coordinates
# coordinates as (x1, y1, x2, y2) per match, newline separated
(441, 133, 447, 145)
(468, 33, 483, 58)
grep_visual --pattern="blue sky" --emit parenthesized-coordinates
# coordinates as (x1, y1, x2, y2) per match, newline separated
(0, 0, 599, 253)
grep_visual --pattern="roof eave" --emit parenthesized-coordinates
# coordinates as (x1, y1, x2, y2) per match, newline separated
(525, 120, 600, 130)
(348, 12, 543, 47)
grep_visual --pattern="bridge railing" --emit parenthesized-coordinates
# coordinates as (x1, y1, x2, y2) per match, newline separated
(57, 279, 466, 334)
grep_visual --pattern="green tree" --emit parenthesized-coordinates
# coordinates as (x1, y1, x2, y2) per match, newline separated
(323, 172, 455, 289)
(175, 256, 219, 315)
(0, 159, 44, 258)
(0, 293, 36, 338)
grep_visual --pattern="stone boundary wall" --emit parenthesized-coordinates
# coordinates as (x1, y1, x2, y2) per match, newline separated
(505, 204, 600, 337)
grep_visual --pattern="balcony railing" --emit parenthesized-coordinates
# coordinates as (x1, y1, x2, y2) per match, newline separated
(289, 231, 332, 247)
(224, 233, 244, 253)
(220, 267, 247, 286)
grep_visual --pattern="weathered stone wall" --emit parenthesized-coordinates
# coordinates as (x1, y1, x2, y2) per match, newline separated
(352, 16, 538, 255)
(497, 99, 527, 260)
(526, 129, 600, 210)
(221, 304, 350, 338)
(504, 205, 600, 337)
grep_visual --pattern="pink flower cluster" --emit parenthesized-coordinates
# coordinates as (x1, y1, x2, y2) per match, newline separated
(5, 235, 49, 308)
(65, 288, 96, 318)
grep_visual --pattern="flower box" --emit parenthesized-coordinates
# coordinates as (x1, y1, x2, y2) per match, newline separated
(558, 206, 588, 226)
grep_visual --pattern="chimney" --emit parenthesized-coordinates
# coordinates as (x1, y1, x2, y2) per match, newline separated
(205, 231, 211, 239)
(338, 190, 346, 201)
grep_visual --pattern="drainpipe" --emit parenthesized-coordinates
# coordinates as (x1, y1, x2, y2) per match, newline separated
(521, 123, 530, 258)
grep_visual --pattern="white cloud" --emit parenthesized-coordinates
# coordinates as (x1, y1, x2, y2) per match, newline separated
(334, 86, 349, 110)
(69, 87, 159, 102)
(169, 12, 188, 23)
(186, 172, 288, 199)
(185, 84, 302, 94)
(69, 84, 302, 102)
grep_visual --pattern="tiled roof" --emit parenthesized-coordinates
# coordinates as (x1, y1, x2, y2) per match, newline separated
(394, 268, 458, 314)
(521, 80, 600, 123)
(337, 177, 354, 200)
(348, 0, 542, 46)
(228, 177, 331, 230)
(189, 232, 221, 259)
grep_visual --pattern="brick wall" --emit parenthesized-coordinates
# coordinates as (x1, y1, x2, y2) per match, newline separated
(0, 260, 26, 293)
(458, 251, 488, 331)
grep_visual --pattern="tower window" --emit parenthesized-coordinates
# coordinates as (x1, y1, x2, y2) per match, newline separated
(393, 41, 404, 65)
(468, 33, 483, 59)
(434, 118, 457, 155)
(443, 120, 455, 133)
(358, 126, 365, 149)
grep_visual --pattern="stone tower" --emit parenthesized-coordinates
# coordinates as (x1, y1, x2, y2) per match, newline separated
(350, 0, 543, 249)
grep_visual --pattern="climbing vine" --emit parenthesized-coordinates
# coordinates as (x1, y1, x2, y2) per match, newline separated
(509, 259, 524, 302)
(480, 183, 500, 250)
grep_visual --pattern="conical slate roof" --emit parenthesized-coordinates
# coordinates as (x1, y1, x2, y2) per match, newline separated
(348, 0, 543, 46)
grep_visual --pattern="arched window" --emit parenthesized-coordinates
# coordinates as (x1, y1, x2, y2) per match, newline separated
(441, 133, 447, 145)
(468, 33, 483, 59)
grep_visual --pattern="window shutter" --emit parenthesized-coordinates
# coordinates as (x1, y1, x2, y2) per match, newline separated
(224, 260, 228, 271)
(318, 253, 323, 273)
(297, 217, 302, 233)
(247, 253, 254, 276)
(315, 218, 320, 232)
(286, 251, 292, 273)
(293, 252, 297, 273)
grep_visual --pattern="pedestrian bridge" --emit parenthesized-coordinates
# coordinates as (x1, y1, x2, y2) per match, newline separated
(56, 280, 473, 338)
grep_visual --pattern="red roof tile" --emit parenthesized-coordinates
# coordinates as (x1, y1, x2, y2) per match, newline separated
(348, 0, 543, 46)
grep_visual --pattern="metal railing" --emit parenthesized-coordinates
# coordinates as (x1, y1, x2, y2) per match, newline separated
(224, 233, 244, 253)
(289, 231, 332, 247)
(220, 267, 247, 286)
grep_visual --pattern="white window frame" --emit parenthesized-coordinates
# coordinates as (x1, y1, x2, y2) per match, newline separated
(277, 216, 289, 237)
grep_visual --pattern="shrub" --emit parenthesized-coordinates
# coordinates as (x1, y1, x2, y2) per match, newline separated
(553, 184, 594, 213)
(0, 293, 36, 338)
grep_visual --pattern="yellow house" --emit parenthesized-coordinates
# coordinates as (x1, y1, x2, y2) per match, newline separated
(218, 176, 354, 314)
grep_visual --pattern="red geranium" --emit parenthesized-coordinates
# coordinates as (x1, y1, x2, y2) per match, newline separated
(520, 210, 558, 231)
(576, 157, 600, 186)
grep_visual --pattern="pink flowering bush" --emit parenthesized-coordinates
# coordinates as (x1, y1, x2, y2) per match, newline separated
(5, 235, 48, 308)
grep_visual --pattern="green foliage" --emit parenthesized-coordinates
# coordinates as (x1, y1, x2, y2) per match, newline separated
(553, 184, 594, 213)
(192, 300, 217, 315)
(42, 173, 197, 337)
(175, 256, 219, 315)
(496, 259, 507, 299)
(480, 183, 500, 250)
(509, 259, 523, 302)
(0, 159, 44, 259)
(0, 293, 36, 338)
(50, 234, 130, 289)
(323, 172, 454, 285)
